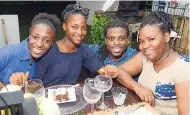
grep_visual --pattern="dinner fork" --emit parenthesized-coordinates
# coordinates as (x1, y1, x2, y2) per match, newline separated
(114, 103, 146, 115)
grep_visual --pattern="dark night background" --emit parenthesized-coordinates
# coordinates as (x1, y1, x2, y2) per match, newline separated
(0, 1, 148, 45)
(0, 1, 77, 42)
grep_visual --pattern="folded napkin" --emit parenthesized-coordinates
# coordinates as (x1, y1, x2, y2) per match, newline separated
(117, 106, 153, 115)
(88, 102, 160, 115)
(0, 84, 21, 93)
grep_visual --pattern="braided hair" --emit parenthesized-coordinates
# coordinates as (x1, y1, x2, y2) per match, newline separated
(61, 2, 89, 23)
(98, 21, 130, 63)
(29, 13, 61, 35)
(140, 11, 174, 34)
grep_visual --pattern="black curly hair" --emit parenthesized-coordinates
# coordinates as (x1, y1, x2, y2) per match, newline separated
(140, 11, 174, 34)
(104, 21, 130, 38)
(61, 2, 89, 23)
(29, 13, 61, 35)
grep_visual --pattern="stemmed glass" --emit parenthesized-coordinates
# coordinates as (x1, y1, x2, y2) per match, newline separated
(94, 75, 113, 109)
(83, 78, 102, 114)
(25, 79, 45, 97)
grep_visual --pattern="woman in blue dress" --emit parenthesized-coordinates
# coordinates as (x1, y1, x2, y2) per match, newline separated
(33, 3, 117, 87)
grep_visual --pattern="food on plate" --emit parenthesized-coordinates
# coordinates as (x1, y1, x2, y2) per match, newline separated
(53, 88, 69, 102)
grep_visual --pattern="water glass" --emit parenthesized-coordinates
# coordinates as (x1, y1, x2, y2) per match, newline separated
(83, 78, 102, 114)
(111, 87, 128, 106)
(25, 79, 45, 97)
(94, 75, 113, 109)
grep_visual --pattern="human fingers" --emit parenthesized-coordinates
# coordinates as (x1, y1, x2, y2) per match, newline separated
(23, 72, 29, 83)
(149, 93, 155, 106)
(15, 73, 23, 85)
(10, 73, 21, 85)
(105, 65, 118, 77)
(10, 74, 17, 85)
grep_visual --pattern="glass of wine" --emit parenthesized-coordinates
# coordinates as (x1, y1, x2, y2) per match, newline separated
(25, 79, 45, 97)
(94, 75, 113, 109)
(83, 78, 102, 114)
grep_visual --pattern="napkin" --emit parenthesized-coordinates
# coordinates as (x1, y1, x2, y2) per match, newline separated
(117, 107, 153, 115)
(0, 84, 21, 93)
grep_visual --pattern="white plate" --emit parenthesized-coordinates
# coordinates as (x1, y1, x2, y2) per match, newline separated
(48, 87, 77, 103)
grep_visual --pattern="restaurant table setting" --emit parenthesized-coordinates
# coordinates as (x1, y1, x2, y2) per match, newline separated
(0, 76, 161, 115)
(45, 84, 88, 115)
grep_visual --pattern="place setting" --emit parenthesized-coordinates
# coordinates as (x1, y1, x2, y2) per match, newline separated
(45, 83, 88, 115)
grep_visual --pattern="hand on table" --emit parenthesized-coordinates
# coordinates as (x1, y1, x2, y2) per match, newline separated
(134, 85, 155, 106)
(10, 72, 29, 86)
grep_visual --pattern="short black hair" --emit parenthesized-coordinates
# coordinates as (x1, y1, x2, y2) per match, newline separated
(104, 21, 130, 38)
(61, 2, 89, 23)
(97, 21, 130, 63)
(29, 13, 61, 35)
(140, 11, 174, 34)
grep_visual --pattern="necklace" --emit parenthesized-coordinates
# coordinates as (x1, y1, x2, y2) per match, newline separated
(162, 49, 171, 60)
(155, 49, 171, 64)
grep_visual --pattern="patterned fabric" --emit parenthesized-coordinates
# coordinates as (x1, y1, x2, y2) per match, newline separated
(138, 54, 189, 115)
(64, 2, 89, 20)
(155, 82, 176, 100)
(180, 55, 189, 62)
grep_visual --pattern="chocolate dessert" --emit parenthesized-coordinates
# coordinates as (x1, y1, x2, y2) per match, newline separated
(53, 88, 69, 102)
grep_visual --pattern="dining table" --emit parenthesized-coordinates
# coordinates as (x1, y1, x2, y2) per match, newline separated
(72, 79, 142, 115)
(0, 80, 142, 115)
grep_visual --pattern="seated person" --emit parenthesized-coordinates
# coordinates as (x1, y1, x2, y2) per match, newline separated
(33, 3, 117, 87)
(115, 11, 189, 115)
(0, 13, 61, 85)
(79, 21, 139, 81)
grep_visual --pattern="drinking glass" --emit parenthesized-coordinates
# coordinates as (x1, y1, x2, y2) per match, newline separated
(94, 75, 113, 109)
(25, 79, 45, 97)
(111, 87, 128, 106)
(83, 78, 102, 114)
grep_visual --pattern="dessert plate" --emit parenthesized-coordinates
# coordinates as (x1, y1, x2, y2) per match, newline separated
(48, 87, 77, 103)
(45, 84, 88, 115)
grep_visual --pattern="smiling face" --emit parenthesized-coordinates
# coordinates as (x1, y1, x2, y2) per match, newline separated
(63, 14, 87, 45)
(29, 23, 54, 59)
(139, 25, 170, 62)
(106, 27, 128, 60)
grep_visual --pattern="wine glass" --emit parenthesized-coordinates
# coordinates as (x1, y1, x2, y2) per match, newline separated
(25, 79, 45, 97)
(94, 75, 113, 109)
(83, 78, 102, 114)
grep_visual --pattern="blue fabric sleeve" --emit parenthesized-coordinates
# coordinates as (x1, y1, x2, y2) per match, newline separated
(130, 47, 139, 58)
(87, 44, 101, 55)
(0, 46, 14, 81)
(82, 44, 103, 73)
